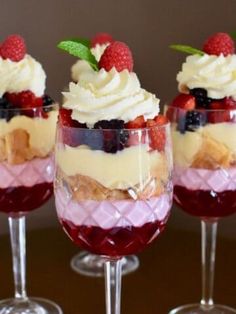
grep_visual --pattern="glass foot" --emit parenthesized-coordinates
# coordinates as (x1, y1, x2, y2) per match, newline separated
(70, 251, 139, 277)
(0, 297, 63, 314)
(169, 303, 236, 314)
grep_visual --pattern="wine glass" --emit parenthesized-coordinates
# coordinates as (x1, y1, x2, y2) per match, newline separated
(54, 121, 173, 314)
(166, 105, 236, 314)
(70, 251, 139, 277)
(0, 104, 62, 314)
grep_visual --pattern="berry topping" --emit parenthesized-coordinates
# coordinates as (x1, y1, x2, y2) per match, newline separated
(203, 32, 235, 57)
(98, 41, 133, 72)
(171, 93, 196, 110)
(183, 111, 206, 132)
(0, 34, 26, 62)
(18, 91, 43, 108)
(154, 115, 168, 124)
(208, 100, 231, 123)
(146, 115, 167, 151)
(189, 88, 213, 108)
(94, 119, 129, 153)
(91, 33, 113, 48)
(94, 119, 125, 129)
(5, 91, 42, 108)
(0, 97, 20, 121)
(43, 94, 54, 106)
(223, 97, 236, 109)
(125, 115, 145, 129)
(59, 108, 80, 127)
(42, 94, 55, 113)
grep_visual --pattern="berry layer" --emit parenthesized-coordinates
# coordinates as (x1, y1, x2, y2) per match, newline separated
(61, 219, 169, 256)
(172, 122, 236, 168)
(56, 187, 171, 229)
(174, 165, 236, 192)
(0, 155, 54, 188)
(0, 182, 53, 215)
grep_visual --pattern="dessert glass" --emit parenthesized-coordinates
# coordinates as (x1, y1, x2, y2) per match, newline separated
(54, 122, 173, 314)
(167, 105, 236, 314)
(69, 41, 139, 278)
(0, 105, 62, 314)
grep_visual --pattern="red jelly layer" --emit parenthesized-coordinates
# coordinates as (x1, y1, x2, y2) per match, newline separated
(174, 185, 236, 218)
(0, 182, 53, 216)
(61, 217, 169, 257)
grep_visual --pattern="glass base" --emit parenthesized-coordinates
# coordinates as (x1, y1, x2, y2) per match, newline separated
(70, 251, 139, 277)
(0, 297, 63, 314)
(169, 303, 236, 314)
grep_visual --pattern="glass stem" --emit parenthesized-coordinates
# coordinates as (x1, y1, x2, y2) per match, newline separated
(104, 259, 122, 314)
(200, 219, 218, 309)
(9, 216, 27, 300)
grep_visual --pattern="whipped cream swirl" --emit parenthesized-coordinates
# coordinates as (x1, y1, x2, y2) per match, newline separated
(177, 54, 236, 99)
(71, 43, 109, 82)
(0, 54, 46, 97)
(63, 68, 160, 126)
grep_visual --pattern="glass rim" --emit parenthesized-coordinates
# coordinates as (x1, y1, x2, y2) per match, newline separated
(164, 104, 236, 113)
(57, 121, 170, 131)
(0, 102, 58, 112)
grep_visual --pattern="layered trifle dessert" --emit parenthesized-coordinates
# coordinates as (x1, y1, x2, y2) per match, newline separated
(0, 34, 58, 214)
(167, 32, 236, 217)
(55, 38, 173, 257)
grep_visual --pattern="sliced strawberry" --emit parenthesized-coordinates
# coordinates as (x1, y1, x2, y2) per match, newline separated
(125, 115, 145, 129)
(171, 93, 196, 110)
(209, 101, 230, 123)
(146, 116, 166, 151)
(223, 97, 236, 109)
(154, 115, 168, 124)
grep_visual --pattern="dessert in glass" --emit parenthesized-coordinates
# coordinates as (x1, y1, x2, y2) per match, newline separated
(67, 32, 139, 277)
(55, 38, 173, 314)
(167, 32, 236, 314)
(0, 35, 61, 314)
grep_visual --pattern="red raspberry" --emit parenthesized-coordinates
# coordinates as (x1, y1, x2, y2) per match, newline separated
(203, 32, 235, 56)
(91, 33, 113, 48)
(0, 35, 26, 62)
(4, 92, 19, 106)
(59, 108, 74, 127)
(99, 41, 133, 72)
(18, 91, 42, 108)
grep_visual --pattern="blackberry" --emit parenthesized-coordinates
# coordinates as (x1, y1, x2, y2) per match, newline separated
(0, 97, 20, 121)
(185, 111, 207, 132)
(94, 119, 129, 153)
(190, 88, 213, 108)
(94, 119, 125, 129)
(42, 94, 55, 112)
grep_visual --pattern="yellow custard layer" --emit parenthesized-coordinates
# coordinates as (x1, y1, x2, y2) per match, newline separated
(0, 110, 58, 156)
(172, 123, 236, 168)
(56, 144, 166, 190)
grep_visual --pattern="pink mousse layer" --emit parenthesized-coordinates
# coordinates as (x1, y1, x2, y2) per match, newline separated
(174, 165, 236, 192)
(55, 189, 172, 229)
(0, 155, 54, 188)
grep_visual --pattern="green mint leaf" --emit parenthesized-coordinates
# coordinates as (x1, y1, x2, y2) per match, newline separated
(170, 44, 204, 56)
(67, 38, 90, 47)
(230, 31, 236, 40)
(57, 40, 98, 71)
